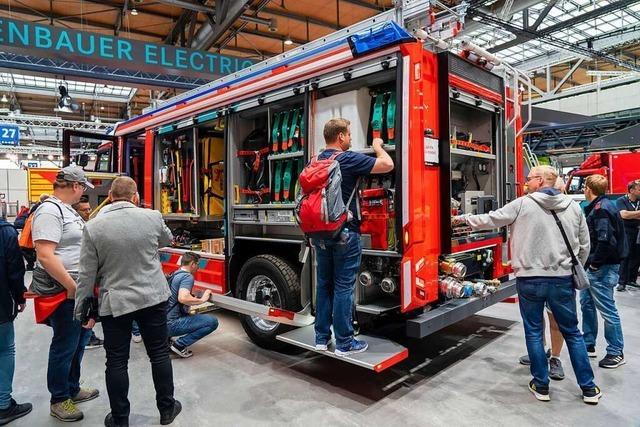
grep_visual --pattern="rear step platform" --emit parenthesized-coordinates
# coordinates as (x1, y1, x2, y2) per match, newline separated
(277, 325, 408, 372)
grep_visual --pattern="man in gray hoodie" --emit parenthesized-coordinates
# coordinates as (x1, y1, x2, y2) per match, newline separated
(453, 165, 601, 404)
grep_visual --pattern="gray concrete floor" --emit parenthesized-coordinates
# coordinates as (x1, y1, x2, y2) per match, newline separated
(9, 273, 640, 426)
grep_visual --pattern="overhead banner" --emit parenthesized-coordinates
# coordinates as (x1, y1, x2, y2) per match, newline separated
(0, 17, 254, 80)
(0, 124, 19, 146)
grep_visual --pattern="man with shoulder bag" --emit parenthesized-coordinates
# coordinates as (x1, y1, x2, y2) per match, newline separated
(582, 175, 628, 369)
(452, 165, 600, 404)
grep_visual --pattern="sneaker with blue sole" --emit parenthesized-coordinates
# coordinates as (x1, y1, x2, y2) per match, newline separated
(335, 339, 368, 356)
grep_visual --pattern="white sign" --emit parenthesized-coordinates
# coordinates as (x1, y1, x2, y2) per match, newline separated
(424, 136, 439, 164)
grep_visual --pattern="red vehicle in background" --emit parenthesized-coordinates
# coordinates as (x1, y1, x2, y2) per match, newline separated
(566, 150, 640, 195)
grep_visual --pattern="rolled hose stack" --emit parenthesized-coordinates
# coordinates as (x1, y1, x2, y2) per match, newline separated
(438, 258, 500, 299)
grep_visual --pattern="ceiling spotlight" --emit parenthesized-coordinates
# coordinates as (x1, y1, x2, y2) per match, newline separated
(47, 154, 54, 161)
(27, 153, 33, 160)
(130, 8, 138, 16)
(100, 106, 105, 110)
(0, 94, 7, 103)
(268, 18, 278, 32)
(284, 36, 293, 46)
(55, 84, 79, 113)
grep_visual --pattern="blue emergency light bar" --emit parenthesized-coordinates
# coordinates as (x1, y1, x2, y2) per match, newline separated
(347, 21, 415, 57)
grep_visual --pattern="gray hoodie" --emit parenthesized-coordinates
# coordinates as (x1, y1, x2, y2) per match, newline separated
(466, 191, 590, 277)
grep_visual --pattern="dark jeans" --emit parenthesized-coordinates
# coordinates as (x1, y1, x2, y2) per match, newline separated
(620, 230, 640, 285)
(517, 276, 595, 390)
(0, 322, 15, 409)
(582, 264, 624, 356)
(313, 230, 362, 350)
(47, 299, 91, 404)
(168, 314, 218, 348)
(101, 302, 175, 424)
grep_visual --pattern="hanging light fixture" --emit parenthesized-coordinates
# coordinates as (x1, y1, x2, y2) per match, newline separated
(1, 94, 7, 103)
(284, 36, 293, 46)
(130, 8, 138, 16)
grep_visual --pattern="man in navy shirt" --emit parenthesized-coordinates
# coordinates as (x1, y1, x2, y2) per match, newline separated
(167, 252, 218, 358)
(615, 179, 640, 292)
(314, 118, 393, 356)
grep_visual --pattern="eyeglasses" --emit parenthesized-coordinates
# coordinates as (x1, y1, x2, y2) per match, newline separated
(526, 175, 542, 182)
(77, 208, 92, 213)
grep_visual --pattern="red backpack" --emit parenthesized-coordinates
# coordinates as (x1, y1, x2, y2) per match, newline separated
(295, 151, 358, 240)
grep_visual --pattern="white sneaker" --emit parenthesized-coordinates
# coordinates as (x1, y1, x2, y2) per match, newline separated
(170, 344, 193, 358)
(132, 334, 142, 343)
(315, 343, 328, 351)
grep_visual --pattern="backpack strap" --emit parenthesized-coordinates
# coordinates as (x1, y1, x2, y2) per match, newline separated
(347, 177, 361, 221)
(35, 200, 64, 219)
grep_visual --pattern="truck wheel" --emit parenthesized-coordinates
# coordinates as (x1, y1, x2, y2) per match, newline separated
(236, 254, 301, 351)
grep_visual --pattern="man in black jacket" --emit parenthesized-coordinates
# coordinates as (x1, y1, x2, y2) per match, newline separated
(615, 179, 640, 291)
(0, 218, 32, 425)
(582, 175, 628, 369)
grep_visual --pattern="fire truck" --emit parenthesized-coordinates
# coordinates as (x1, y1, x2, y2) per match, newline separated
(76, 1, 532, 372)
(565, 150, 640, 196)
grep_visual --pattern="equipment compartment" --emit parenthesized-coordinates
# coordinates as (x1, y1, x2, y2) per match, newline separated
(155, 128, 199, 218)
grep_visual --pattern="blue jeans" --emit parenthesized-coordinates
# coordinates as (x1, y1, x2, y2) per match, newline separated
(0, 322, 15, 410)
(582, 264, 624, 356)
(47, 300, 91, 404)
(517, 276, 595, 390)
(313, 230, 362, 350)
(168, 314, 218, 348)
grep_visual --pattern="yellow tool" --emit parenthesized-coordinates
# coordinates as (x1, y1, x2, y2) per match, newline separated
(175, 150, 183, 213)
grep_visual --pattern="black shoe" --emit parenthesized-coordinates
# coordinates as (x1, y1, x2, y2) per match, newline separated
(160, 400, 182, 425)
(586, 345, 597, 358)
(518, 349, 551, 365)
(0, 399, 33, 425)
(85, 336, 104, 349)
(104, 413, 129, 427)
(599, 353, 626, 369)
(549, 357, 565, 381)
(616, 283, 626, 292)
(528, 380, 550, 402)
(628, 281, 640, 289)
(582, 386, 602, 404)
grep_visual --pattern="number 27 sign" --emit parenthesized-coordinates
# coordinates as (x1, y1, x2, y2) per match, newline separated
(0, 124, 20, 145)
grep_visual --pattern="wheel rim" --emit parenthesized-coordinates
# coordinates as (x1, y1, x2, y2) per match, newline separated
(245, 274, 282, 332)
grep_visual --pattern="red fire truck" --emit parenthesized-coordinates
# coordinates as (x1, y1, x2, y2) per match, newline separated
(74, 2, 531, 372)
(565, 150, 640, 196)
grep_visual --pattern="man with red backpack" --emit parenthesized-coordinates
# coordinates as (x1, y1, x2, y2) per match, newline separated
(300, 118, 393, 356)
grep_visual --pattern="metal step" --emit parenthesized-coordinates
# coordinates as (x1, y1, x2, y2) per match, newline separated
(208, 294, 314, 328)
(356, 299, 400, 314)
(276, 325, 408, 372)
(405, 279, 517, 339)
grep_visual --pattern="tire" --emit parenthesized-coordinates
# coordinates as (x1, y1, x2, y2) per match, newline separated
(236, 254, 302, 351)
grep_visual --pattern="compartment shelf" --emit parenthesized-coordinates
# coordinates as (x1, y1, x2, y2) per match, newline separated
(232, 220, 298, 226)
(163, 213, 200, 220)
(450, 148, 496, 160)
(362, 249, 402, 258)
(351, 145, 396, 154)
(267, 151, 304, 161)
(233, 203, 296, 209)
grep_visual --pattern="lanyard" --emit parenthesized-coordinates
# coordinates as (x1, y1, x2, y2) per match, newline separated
(628, 195, 640, 211)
